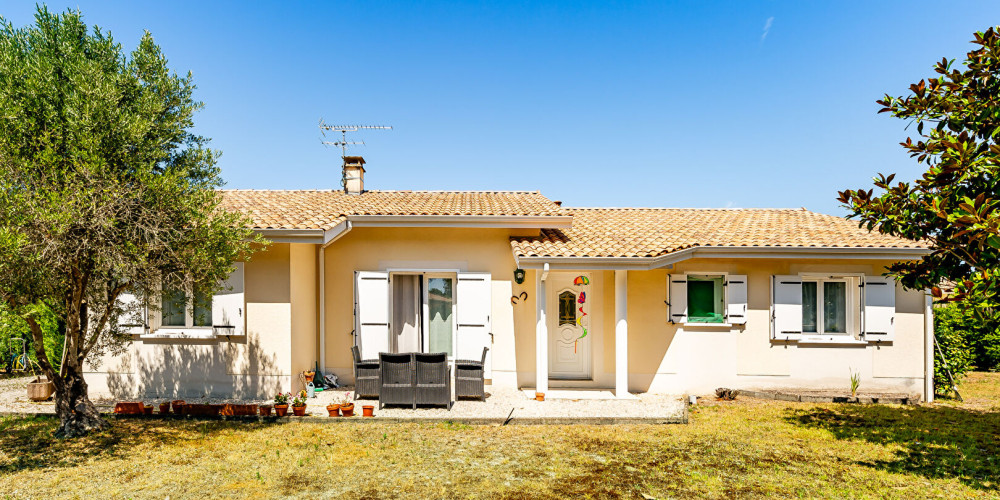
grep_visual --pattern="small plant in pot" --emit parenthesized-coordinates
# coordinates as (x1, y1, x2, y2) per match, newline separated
(273, 392, 291, 417)
(326, 400, 341, 417)
(292, 390, 308, 417)
(339, 392, 355, 417)
(849, 369, 861, 397)
(259, 404, 273, 417)
(159, 402, 171, 414)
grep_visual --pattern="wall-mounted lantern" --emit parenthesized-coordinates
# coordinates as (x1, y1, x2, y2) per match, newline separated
(513, 268, 526, 285)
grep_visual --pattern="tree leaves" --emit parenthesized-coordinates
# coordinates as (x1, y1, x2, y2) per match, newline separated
(0, 6, 266, 428)
(841, 26, 1000, 308)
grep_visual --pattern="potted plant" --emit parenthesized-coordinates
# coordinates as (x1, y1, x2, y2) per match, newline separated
(292, 390, 308, 417)
(339, 392, 355, 417)
(171, 400, 186, 415)
(159, 402, 170, 414)
(143, 404, 154, 415)
(326, 402, 341, 417)
(362, 405, 374, 417)
(303, 371, 315, 383)
(273, 392, 290, 417)
(259, 404, 273, 417)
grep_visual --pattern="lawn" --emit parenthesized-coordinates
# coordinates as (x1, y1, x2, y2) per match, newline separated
(1, 375, 998, 499)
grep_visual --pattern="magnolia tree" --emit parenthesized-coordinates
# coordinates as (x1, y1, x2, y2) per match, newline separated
(839, 27, 1000, 311)
(0, 7, 261, 437)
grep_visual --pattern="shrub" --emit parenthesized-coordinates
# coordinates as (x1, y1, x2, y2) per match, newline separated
(933, 304, 979, 395)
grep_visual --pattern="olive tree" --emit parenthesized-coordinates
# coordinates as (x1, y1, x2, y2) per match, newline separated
(0, 7, 261, 437)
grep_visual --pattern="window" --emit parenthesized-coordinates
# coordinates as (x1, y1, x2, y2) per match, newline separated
(687, 275, 725, 323)
(558, 291, 577, 326)
(160, 283, 213, 329)
(802, 278, 849, 335)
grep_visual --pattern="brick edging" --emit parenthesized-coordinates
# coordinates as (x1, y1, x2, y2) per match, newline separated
(735, 389, 919, 405)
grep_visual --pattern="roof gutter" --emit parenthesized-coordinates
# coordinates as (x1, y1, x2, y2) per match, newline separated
(514, 246, 932, 270)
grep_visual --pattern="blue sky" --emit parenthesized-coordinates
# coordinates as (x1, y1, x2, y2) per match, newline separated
(4, 1, 999, 214)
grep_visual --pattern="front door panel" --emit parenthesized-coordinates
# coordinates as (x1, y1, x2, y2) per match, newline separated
(548, 273, 592, 379)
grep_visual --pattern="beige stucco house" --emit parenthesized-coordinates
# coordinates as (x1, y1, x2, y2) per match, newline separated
(88, 157, 936, 401)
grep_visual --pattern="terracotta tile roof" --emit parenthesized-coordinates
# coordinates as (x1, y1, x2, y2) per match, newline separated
(511, 208, 929, 258)
(219, 190, 565, 230)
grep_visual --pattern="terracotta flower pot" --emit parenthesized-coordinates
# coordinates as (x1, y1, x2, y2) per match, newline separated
(143, 405, 154, 415)
(292, 405, 307, 417)
(274, 404, 288, 417)
(259, 405, 273, 417)
(159, 402, 171, 414)
(304, 371, 315, 383)
(362, 405, 374, 417)
(171, 400, 186, 415)
(340, 404, 354, 417)
(113, 402, 145, 415)
(535, 392, 545, 402)
(327, 404, 340, 417)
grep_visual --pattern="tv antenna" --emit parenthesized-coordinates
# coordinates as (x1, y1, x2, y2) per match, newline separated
(319, 120, 393, 158)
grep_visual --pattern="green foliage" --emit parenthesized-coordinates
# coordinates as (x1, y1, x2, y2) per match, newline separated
(933, 305, 977, 394)
(933, 303, 1000, 391)
(0, 6, 264, 431)
(848, 369, 861, 396)
(0, 302, 63, 374)
(838, 27, 1000, 305)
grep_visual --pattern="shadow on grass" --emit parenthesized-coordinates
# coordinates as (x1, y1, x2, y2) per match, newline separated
(0, 415, 279, 474)
(787, 404, 1000, 491)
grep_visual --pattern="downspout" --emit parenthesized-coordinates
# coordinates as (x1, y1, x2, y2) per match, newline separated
(319, 221, 353, 373)
(924, 291, 934, 403)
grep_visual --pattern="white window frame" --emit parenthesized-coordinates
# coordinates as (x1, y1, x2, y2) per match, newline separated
(149, 283, 215, 338)
(684, 273, 727, 325)
(797, 273, 863, 343)
(670, 271, 741, 327)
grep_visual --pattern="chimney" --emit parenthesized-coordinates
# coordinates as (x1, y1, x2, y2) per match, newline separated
(342, 156, 366, 195)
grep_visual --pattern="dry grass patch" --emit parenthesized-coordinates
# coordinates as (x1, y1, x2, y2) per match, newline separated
(1, 374, 999, 498)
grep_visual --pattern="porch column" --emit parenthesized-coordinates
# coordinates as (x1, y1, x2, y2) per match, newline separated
(536, 268, 548, 393)
(615, 270, 629, 397)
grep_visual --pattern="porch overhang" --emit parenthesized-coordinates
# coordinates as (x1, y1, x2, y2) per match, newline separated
(514, 246, 931, 270)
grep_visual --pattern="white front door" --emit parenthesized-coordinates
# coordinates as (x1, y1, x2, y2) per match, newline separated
(547, 272, 593, 379)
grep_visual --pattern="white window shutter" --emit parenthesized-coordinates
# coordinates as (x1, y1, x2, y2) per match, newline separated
(726, 274, 748, 324)
(772, 275, 802, 339)
(457, 272, 492, 377)
(355, 271, 390, 359)
(116, 290, 147, 335)
(863, 275, 896, 341)
(668, 275, 687, 324)
(212, 262, 245, 336)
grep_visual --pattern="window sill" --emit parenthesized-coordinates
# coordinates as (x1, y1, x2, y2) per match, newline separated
(139, 328, 217, 340)
(681, 322, 735, 328)
(795, 336, 867, 345)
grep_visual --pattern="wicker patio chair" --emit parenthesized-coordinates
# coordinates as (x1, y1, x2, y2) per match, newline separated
(379, 352, 415, 409)
(352, 345, 381, 400)
(414, 352, 451, 410)
(455, 347, 488, 401)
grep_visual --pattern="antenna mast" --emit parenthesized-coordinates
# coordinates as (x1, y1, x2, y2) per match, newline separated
(319, 120, 393, 159)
